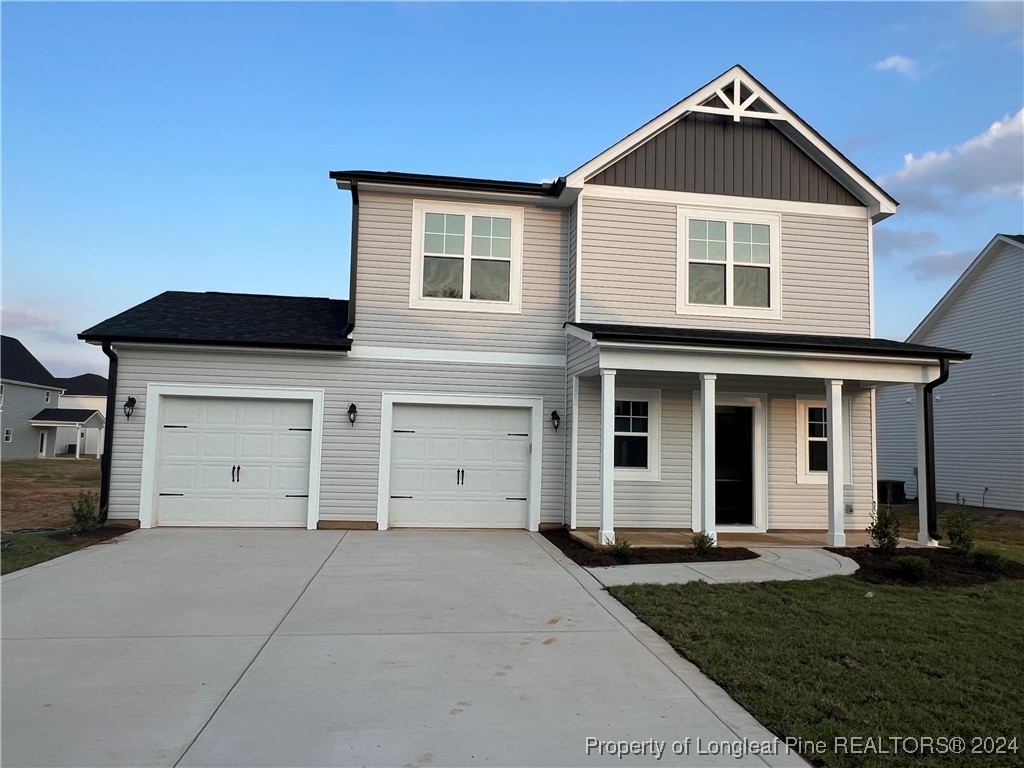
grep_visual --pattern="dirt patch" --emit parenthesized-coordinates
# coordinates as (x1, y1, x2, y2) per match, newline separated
(1, 459, 101, 530)
(828, 546, 1024, 588)
(542, 528, 757, 568)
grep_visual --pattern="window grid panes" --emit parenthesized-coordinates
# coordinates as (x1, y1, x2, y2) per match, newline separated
(685, 215, 772, 310)
(3, 429, 11, 443)
(422, 210, 514, 304)
(614, 400, 649, 468)
(808, 407, 828, 472)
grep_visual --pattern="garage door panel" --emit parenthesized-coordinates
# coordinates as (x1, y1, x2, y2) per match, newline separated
(390, 465, 425, 494)
(493, 438, 528, 464)
(155, 396, 312, 528)
(425, 436, 460, 462)
(391, 434, 425, 462)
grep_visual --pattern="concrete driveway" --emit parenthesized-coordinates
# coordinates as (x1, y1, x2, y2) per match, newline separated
(2, 530, 804, 767)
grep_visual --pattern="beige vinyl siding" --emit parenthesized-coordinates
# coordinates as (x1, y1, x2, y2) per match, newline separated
(567, 202, 577, 322)
(108, 346, 566, 525)
(572, 373, 874, 531)
(567, 337, 599, 377)
(578, 194, 871, 336)
(876, 241, 1024, 511)
(353, 192, 568, 356)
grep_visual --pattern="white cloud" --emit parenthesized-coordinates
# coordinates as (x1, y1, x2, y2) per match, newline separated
(875, 55, 922, 79)
(971, 1, 1024, 34)
(873, 228, 940, 258)
(907, 249, 977, 280)
(882, 109, 1024, 213)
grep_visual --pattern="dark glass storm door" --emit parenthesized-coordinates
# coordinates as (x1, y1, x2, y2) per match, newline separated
(714, 406, 754, 526)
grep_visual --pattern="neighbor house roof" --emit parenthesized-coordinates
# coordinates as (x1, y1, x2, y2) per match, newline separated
(55, 373, 108, 397)
(80, 291, 352, 351)
(908, 234, 1024, 344)
(1, 335, 59, 388)
(30, 408, 105, 426)
(567, 323, 971, 361)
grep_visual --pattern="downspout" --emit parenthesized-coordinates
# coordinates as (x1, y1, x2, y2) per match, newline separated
(98, 342, 118, 522)
(347, 181, 359, 334)
(922, 357, 950, 540)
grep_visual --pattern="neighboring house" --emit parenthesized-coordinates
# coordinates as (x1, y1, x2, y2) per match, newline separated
(877, 234, 1024, 512)
(80, 66, 969, 544)
(1, 335, 63, 458)
(56, 373, 108, 456)
(1, 335, 107, 460)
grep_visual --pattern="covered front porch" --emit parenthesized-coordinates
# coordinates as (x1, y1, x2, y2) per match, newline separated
(566, 323, 969, 548)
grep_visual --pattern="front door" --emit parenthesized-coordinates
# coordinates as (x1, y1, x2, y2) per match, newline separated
(715, 406, 754, 525)
(37, 430, 47, 458)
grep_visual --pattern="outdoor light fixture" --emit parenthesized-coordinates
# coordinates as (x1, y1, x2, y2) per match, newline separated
(347, 403, 358, 425)
(551, 410, 561, 431)
(123, 397, 137, 421)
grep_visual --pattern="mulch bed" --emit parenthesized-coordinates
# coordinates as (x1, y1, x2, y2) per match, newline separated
(3, 526, 128, 547)
(542, 528, 757, 568)
(828, 546, 1024, 587)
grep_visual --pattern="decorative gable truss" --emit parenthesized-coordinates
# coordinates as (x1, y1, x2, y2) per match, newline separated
(567, 65, 898, 220)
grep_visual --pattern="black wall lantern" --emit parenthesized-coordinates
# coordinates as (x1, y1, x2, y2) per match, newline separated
(347, 403, 358, 426)
(550, 410, 561, 432)
(123, 396, 137, 421)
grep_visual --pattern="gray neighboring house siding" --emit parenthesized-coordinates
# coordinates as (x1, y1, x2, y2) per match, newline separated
(0, 382, 58, 458)
(876, 237, 1024, 511)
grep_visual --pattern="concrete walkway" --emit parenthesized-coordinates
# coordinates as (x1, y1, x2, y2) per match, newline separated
(588, 547, 859, 587)
(2, 529, 807, 768)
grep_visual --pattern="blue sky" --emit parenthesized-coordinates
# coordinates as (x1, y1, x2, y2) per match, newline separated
(3, 1, 1022, 376)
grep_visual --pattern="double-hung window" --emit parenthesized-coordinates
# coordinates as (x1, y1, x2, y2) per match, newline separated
(677, 209, 781, 318)
(613, 388, 661, 481)
(411, 200, 524, 313)
(3, 428, 12, 443)
(797, 398, 853, 485)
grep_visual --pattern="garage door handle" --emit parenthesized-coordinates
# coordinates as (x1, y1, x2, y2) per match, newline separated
(460, 469, 465, 485)
(237, 465, 241, 482)
(231, 465, 237, 482)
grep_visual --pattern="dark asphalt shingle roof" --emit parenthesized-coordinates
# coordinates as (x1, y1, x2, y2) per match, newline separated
(80, 291, 351, 351)
(1, 335, 59, 387)
(1001, 234, 1024, 246)
(30, 408, 103, 424)
(569, 323, 971, 360)
(55, 373, 108, 396)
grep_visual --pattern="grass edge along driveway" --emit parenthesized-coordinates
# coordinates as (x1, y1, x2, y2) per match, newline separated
(611, 577, 1024, 768)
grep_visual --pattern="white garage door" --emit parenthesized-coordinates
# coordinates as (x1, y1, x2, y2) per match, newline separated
(155, 397, 313, 527)
(389, 404, 530, 528)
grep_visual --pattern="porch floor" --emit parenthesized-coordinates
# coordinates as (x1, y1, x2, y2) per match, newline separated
(570, 528, 924, 549)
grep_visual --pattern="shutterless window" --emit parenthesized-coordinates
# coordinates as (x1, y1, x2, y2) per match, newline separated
(4, 428, 12, 443)
(422, 212, 513, 303)
(614, 400, 649, 468)
(44, 391, 51, 404)
(807, 407, 828, 472)
(686, 218, 772, 308)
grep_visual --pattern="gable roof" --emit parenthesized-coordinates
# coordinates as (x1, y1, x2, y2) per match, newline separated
(1, 335, 59, 388)
(80, 292, 352, 351)
(566, 65, 898, 220)
(908, 234, 1024, 343)
(30, 408, 105, 426)
(55, 373, 109, 397)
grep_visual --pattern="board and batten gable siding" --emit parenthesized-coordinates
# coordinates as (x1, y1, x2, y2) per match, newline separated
(352, 192, 568, 356)
(578, 194, 871, 336)
(588, 113, 863, 206)
(876, 240, 1024, 511)
(0, 382, 56, 458)
(573, 373, 874, 530)
(107, 346, 566, 525)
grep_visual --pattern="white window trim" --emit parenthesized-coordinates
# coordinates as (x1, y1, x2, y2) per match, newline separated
(409, 199, 524, 314)
(44, 390, 51, 403)
(796, 397, 853, 486)
(614, 387, 661, 482)
(676, 207, 782, 319)
(4, 428, 12, 442)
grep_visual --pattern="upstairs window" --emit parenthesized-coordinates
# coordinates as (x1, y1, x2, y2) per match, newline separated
(677, 209, 781, 319)
(411, 200, 524, 314)
(44, 391, 51, 404)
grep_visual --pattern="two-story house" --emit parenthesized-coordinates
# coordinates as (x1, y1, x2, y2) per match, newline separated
(80, 66, 968, 545)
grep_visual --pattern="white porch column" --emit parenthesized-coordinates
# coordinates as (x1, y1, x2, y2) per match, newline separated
(599, 368, 616, 545)
(75, 427, 82, 460)
(914, 383, 934, 546)
(825, 379, 846, 546)
(699, 373, 717, 543)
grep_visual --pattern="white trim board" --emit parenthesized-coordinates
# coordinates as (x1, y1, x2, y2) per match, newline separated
(137, 383, 326, 530)
(376, 391, 545, 532)
(347, 345, 565, 368)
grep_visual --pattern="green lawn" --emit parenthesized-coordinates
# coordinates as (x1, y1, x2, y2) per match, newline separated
(612, 578, 1024, 768)
(890, 502, 1024, 563)
(2, 531, 95, 575)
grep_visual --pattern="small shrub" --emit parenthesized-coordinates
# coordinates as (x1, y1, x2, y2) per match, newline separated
(69, 490, 101, 534)
(610, 538, 633, 562)
(970, 547, 1007, 573)
(866, 503, 901, 556)
(692, 530, 716, 555)
(891, 555, 930, 582)
(945, 494, 975, 556)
